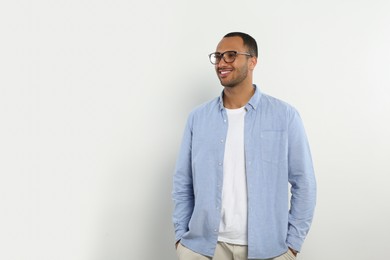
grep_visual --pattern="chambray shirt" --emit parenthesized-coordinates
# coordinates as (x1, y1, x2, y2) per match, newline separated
(172, 85, 316, 259)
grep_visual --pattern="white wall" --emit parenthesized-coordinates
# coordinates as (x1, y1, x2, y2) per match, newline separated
(1, 1, 389, 259)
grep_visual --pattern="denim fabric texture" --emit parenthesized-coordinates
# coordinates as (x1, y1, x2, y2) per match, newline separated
(172, 85, 316, 259)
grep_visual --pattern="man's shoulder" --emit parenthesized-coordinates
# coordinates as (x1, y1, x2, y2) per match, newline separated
(261, 93, 291, 107)
(260, 93, 297, 113)
(189, 96, 220, 116)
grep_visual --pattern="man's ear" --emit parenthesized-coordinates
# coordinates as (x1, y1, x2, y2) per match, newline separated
(249, 56, 257, 70)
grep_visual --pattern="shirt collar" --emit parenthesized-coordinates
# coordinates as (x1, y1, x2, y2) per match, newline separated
(218, 84, 262, 111)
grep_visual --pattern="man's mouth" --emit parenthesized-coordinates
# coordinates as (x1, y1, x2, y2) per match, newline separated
(218, 69, 233, 78)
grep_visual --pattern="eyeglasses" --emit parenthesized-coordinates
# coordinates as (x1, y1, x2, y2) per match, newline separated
(208, 50, 252, 65)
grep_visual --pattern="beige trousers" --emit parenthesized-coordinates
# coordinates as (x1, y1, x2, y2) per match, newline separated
(176, 242, 297, 260)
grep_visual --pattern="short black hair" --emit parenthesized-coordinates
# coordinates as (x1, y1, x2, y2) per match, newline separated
(224, 32, 258, 58)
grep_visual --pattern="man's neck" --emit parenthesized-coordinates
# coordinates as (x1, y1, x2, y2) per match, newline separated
(223, 83, 254, 109)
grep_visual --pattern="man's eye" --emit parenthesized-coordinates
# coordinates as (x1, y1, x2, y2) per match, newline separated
(226, 52, 236, 59)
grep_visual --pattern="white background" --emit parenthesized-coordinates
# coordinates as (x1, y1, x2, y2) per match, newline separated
(1, 1, 389, 259)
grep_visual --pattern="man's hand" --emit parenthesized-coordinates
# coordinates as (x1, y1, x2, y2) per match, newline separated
(289, 247, 298, 256)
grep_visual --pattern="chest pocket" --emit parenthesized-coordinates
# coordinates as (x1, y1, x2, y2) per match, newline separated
(260, 131, 287, 163)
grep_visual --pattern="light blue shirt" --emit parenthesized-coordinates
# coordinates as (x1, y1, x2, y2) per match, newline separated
(172, 85, 316, 259)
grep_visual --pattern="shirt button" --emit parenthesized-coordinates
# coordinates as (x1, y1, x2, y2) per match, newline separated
(218, 162, 222, 166)
(220, 139, 224, 143)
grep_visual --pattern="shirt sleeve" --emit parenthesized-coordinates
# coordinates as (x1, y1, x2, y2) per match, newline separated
(286, 109, 317, 252)
(172, 113, 195, 243)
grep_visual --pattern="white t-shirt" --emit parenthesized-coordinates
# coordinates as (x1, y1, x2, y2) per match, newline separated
(218, 107, 248, 245)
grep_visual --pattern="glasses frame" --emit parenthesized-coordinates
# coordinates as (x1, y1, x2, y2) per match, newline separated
(208, 50, 252, 65)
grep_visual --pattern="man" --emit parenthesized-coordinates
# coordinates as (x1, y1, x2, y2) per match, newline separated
(172, 32, 316, 260)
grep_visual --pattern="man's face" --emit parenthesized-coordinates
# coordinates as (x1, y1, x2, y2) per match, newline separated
(214, 36, 255, 88)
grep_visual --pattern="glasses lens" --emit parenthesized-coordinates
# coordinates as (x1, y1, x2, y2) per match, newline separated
(209, 51, 239, 64)
(224, 51, 237, 63)
(210, 53, 220, 64)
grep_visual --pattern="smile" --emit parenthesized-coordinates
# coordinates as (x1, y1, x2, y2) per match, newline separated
(218, 69, 233, 77)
